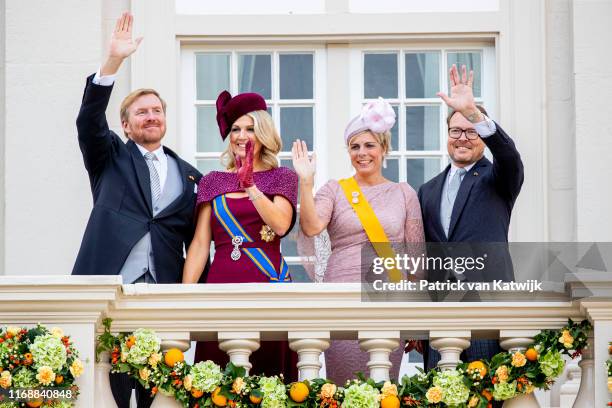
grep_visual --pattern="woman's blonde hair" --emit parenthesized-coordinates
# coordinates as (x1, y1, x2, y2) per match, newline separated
(347, 130, 392, 155)
(220, 110, 281, 171)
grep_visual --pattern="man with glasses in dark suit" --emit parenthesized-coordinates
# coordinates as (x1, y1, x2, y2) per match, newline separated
(416, 64, 524, 392)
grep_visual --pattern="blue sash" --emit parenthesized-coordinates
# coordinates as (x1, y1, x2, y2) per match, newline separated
(213, 195, 291, 282)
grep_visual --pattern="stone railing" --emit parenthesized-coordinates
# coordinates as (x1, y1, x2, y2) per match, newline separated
(0, 273, 610, 407)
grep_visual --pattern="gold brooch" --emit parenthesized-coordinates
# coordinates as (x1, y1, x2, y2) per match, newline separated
(260, 225, 276, 242)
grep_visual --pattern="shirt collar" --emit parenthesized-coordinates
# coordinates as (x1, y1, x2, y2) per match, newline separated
(136, 144, 166, 164)
(448, 161, 476, 179)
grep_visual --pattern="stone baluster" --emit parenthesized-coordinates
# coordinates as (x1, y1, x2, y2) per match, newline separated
(499, 330, 540, 408)
(288, 331, 330, 381)
(94, 351, 117, 408)
(218, 332, 261, 375)
(429, 330, 471, 371)
(560, 356, 581, 408)
(358, 331, 400, 381)
(572, 331, 594, 408)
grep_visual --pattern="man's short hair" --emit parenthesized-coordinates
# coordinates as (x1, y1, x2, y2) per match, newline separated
(119, 88, 167, 124)
(446, 105, 489, 127)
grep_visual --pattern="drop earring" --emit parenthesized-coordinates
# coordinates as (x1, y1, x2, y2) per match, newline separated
(383, 157, 387, 169)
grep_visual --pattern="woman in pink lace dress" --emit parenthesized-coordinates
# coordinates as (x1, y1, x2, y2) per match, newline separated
(292, 98, 425, 384)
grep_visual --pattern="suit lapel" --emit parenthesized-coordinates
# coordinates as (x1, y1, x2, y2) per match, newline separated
(431, 166, 450, 241)
(447, 157, 490, 238)
(127, 141, 153, 214)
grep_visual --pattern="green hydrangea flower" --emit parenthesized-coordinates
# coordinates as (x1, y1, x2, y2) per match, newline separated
(190, 360, 223, 393)
(433, 370, 470, 406)
(493, 381, 517, 401)
(123, 329, 160, 365)
(30, 334, 67, 371)
(538, 350, 565, 378)
(259, 376, 287, 408)
(12, 367, 37, 388)
(342, 383, 380, 408)
(49, 402, 74, 408)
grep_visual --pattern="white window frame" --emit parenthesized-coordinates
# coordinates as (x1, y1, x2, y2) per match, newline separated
(348, 43, 497, 186)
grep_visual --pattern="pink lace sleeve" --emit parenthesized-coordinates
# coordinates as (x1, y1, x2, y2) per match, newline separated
(400, 183, 426, 279)
(297, 180, 338, 282)
(400, 183, 425, 243)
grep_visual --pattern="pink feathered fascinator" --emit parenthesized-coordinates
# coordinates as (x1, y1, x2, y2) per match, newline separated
(343, 97, 396, 144)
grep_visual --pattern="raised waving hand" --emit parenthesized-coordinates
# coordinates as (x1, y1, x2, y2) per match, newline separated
(101, 12, 143, 76)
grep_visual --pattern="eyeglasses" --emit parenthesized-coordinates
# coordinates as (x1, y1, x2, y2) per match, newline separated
(448, 127, 479, 140)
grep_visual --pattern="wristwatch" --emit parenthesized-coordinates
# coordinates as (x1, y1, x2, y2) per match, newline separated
(465, 108, 483, 123)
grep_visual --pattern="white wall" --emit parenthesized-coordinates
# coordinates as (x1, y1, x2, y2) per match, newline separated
(0, 0, 6, 273)
(1, 0, 610, 276)
(4, 0, 103, 275)
(573, 0, 612, 241)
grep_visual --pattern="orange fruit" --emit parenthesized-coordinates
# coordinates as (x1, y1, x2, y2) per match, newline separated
(380, 395, 400, 408)
(212, 387, 227, 407)
(55, 375, 64, 384)
(191, 388, 204, 398)
(289, 382, 309, 403)
(467, 361, 487, 377)
(250, 394, 263, 404)
(481, 389, 493, 401)
(525, 348, 538, 361)
(26, 402, 43, 408)
(164, 348, 184, 367)
(126, 335, 136, 349)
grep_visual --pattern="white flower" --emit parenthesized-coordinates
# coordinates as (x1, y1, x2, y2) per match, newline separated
(69, 359, 84, 377)
(50, 327, 64, 338)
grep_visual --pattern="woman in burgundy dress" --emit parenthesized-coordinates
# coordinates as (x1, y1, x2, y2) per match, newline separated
(183, 90, 298, 380)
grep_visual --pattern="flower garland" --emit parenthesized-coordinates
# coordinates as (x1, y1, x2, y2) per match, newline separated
(0, 325, 84, 408)
(96, 318, 591, 408)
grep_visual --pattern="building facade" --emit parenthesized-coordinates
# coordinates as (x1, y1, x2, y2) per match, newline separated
(0, 0, 611, 278)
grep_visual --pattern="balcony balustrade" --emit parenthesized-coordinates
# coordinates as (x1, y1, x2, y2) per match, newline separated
(0, 273, 610, 407)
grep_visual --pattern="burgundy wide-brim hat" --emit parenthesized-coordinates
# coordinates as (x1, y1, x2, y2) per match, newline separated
(216, 91, 268, 140)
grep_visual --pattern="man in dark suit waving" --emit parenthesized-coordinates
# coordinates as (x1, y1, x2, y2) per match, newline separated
(418, 64, 524, 375)
(72, 11, 202, 407)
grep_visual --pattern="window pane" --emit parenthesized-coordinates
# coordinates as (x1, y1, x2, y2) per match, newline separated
(364, 53, 398, 98)
(406, 106, 440, 150)
(289, 264, 312, 282)
(197, 106, 228, 152)
(280, 107, 313, 151)
(382, 157, 399, 182)
(406, 158, 440, 190)
(279, 158, 295, 172)
(196, 158, 225, 175)
(405, 52, 440, 98)
(238, 54, 272, 99)
(279, 54, 313, 99)
(447, 52, 482, 97)
(196, 54, 230, 100)
(390, 105, 399, 151)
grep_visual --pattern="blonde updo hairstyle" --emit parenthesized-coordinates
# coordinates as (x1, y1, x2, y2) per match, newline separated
(220, 110, 281, 171)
